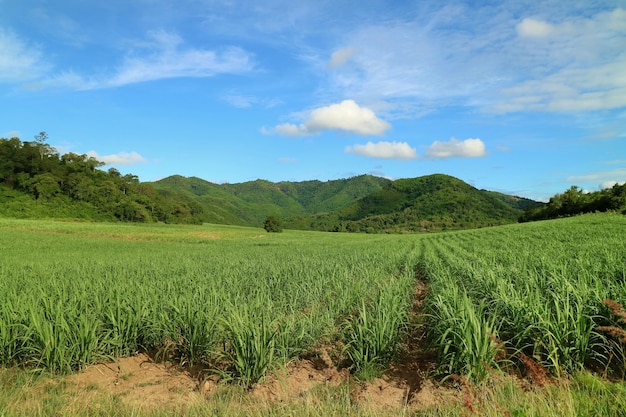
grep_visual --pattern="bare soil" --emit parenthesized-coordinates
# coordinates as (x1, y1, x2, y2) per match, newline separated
(59, 348, 457, 414)
(64, 353, 205, 411)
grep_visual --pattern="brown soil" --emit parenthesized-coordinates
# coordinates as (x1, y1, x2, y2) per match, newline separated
(64, 353, 205, 411)
(59, 348, 456, 414)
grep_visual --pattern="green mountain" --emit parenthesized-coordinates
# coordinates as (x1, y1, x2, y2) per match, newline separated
(151, 174, 391, 226)
(483, 190, 544, 211)
(153, 173, 537, 232)
(284, 174, 533, 232)
(0, 135, 542, 232)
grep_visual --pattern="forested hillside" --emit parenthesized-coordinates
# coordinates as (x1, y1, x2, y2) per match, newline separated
(285, 174, 538, 232)
(152, 174, 391, 226)
(0, 135, 204, 223)
(1, 134, 548, 232)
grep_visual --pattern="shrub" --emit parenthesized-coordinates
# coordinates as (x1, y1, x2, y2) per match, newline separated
(263, 215, 283, 233)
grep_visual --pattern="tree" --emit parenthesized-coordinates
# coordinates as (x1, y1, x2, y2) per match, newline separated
(263, 215, 283, 233)
(31, 173, 61, 200)
(33, 131, 58, 164)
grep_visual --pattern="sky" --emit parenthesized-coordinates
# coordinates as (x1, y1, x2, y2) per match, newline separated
(1, 0, 625, 201)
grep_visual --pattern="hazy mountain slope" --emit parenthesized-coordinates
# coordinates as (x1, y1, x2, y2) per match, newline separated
(483, 190, 544, 211)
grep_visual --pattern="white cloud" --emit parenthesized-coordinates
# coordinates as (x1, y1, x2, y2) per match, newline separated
(222, 92, 257, 108)
(273, 123, 309, 137)
(270, 100, 391, 137)
(492, 8, 626, 113)
(493, 60, 626, 113)
(86, 151, 146, 165)
(2, 130, 20, 138)
(567, 167, 626, 187)
(425, 138, 487, 159)
(328, 47, 357, 69)
(307, 100, 391, 135)
(0, 29, 49, 82)
(601, 181, 625, 190)
(345, 141, 417, 160)
(323, 6, 626, 115)
(48, 30, 254, 90)
(516, 18, 558, 38)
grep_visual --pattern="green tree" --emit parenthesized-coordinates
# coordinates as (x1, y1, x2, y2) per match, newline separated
(31, 173, 61, 200)
(263, 215, 283, 233)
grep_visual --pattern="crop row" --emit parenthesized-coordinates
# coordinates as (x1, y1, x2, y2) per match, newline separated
(1, 214, 625, 385)
(420, 214, 626, 380)
(0, 222, 415, 385)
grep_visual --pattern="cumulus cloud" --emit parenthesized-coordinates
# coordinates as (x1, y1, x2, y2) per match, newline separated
(270, 100, 391, 137)
(345, 141, 417, 160)
(425, 138, 487, 159)
(3, 130, 20, 138)
(48, 30, 254, 90)
(86, 151, 146, 165)
(273, 123, 309, 137)
(328, 47, 357, 69)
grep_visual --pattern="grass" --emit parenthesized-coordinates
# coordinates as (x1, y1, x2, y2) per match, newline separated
(2, 368, 626, 416)
(0, 217, 416, 383)
(0, 213, 625, 415)
(420, 213, 626, 381)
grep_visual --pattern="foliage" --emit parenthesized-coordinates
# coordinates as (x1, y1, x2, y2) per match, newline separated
(1, 214, 625, 387)
(152, 174, 390, 227)
(0, 135, 204, 224)
(342, 274, 412, 379)
(221, 299, 279, 387)
(0, 217, 416, 384)
(263, 215, 283, 233)
(1, 134, 541, 232)
(421, 213, 626, 381)
(521, 184, 626, 221)
(152, 173, 539, 233)
(286, 174, 528, 232)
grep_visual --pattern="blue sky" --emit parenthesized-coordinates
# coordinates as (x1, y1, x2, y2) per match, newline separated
(1, 0, 625, 201)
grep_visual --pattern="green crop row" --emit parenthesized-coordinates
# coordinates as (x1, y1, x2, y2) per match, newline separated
(1, 214, 625, 387)
(421, 214, 626, 381)
(0, 219, 418, 386)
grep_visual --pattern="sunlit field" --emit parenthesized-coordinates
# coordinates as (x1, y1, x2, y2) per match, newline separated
(1, 214, 625, 416)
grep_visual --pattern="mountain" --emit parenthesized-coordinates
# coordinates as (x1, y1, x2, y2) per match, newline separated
(284, 174, 532, 232)
(482, 190, 544, 211)
(151, 174, 391, 226)
(153, 173, 536, 232)
(0, 134, 539, 232)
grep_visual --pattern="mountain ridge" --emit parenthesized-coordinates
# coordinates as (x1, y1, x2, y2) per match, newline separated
(152, 173, 540, 232)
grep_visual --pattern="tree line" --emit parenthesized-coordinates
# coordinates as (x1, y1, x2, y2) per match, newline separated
(0, 133, 204, 223)
(520, 184, 626, 222)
